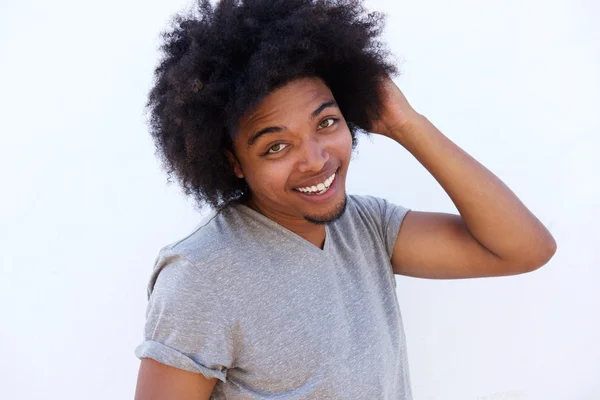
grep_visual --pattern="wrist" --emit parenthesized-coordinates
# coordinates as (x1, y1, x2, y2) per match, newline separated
(388, 112, 427, 144)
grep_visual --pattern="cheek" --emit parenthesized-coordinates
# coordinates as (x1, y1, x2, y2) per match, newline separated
(332, 126, 353, 157)
(245, 161, 293, 194)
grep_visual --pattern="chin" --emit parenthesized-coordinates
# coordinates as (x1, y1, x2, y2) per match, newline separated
(303, 194, 348, 225)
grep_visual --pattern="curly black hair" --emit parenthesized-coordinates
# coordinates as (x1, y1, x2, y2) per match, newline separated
(146, 0, 398, 211)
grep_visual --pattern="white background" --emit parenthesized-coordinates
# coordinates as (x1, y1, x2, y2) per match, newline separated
(1, 0, 598, 398)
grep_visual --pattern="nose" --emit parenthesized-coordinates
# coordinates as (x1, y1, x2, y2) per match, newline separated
(297, 137, 329, 173)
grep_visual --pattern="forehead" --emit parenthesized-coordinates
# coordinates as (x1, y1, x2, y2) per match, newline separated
(239, 77, 334, 131)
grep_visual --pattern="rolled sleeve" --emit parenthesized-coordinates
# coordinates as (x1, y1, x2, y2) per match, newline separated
(134, 249, 235, 383)
(135, 340, 227, 382)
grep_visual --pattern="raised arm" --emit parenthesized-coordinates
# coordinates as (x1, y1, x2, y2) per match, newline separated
(370, 78, 556, 279)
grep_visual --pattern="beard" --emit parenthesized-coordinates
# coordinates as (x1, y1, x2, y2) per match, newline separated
(303, 195, 348, 225)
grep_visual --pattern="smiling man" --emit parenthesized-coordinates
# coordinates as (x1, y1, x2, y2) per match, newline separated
(228, 78, 353, 247)
(134, 1, 557, 399)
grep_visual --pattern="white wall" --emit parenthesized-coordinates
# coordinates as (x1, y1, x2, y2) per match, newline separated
(0, 0, 598, 398)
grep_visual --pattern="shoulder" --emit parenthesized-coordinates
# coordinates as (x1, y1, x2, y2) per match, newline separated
(346, 194, 387, 215)
(344, 194, 409, 226)
(334, 194, 411, 258)
(167, 214, 225, 262)
(145, 206, 250, 298)
(166, 205, 257, 264)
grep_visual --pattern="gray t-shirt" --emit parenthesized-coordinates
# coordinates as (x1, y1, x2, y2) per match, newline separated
(135, 194, 412, 399)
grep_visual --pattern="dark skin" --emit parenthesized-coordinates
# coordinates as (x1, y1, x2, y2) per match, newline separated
(136, 78, 353, 400)
(227, 77, 353, 248)
(228, 76, 557, 277)
(136, 75, 557, 400)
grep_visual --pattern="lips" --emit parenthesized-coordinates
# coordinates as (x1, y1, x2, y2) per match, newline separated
(294, 172, 336, 194)
(292, 168, 340, 203)
(292, 168, 339, 193)
(297, 172, 336, 195)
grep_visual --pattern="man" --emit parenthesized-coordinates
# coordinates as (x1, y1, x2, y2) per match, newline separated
(134, 1, 556, 399)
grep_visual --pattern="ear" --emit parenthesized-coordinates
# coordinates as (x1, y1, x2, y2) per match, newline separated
(225, 149, 244, 179)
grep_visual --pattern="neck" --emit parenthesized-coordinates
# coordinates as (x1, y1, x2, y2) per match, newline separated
(243, 196, 326, 249)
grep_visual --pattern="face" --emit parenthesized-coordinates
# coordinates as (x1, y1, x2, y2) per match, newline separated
(229, 77, 353, 228)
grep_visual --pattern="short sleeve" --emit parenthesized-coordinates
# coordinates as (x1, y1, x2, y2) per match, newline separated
(351, 195, 411, 259)
(379, 197, 411, 259)
(134, 249, 235, 382)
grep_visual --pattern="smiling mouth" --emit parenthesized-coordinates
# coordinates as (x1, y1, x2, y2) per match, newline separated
(293, 170, 337, 196)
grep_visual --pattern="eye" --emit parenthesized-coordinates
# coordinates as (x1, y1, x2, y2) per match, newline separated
(318, 117, 338, 129)
(266, 143, 288, 154)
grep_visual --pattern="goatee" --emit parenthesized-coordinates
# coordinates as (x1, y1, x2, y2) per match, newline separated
(303, 195, 347, 225)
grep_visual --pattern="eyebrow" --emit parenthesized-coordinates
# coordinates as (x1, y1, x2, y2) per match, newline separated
(247, 100, 338, 146)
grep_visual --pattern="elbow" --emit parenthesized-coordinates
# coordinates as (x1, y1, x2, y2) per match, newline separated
(522, 236, 558, 273)
(500, 233, 557, 275)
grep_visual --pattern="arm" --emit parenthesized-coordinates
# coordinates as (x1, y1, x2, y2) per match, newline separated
(372, 78, 557, 279)
(135, 358, 217, 400)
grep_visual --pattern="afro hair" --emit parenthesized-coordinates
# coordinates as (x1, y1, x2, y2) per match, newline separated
(146, 0, 398, 211)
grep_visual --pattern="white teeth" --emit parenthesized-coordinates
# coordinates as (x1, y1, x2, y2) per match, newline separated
(296, 172, 336, 194)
